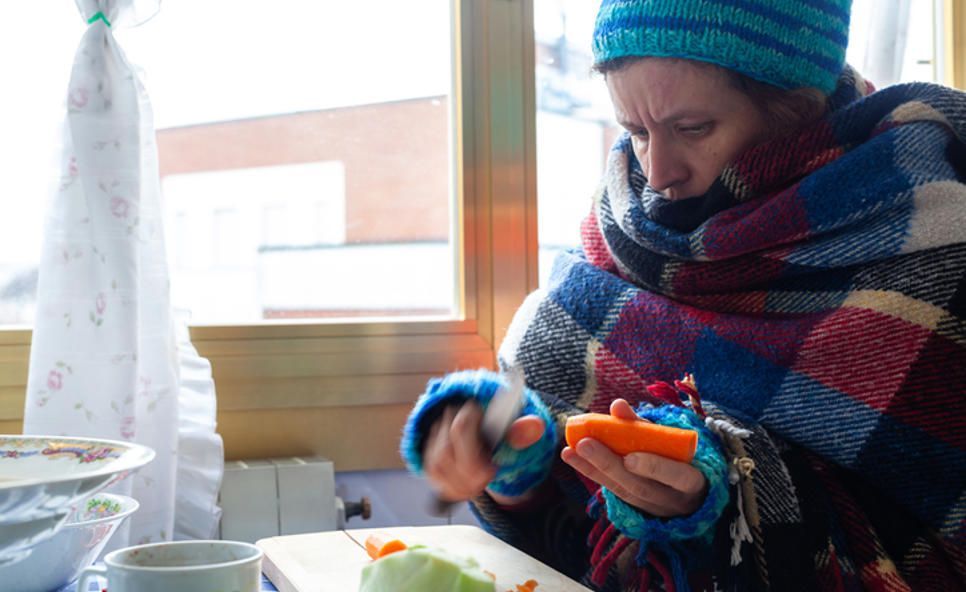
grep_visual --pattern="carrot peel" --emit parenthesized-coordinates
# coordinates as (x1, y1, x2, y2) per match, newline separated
(565, 413, 697, 462)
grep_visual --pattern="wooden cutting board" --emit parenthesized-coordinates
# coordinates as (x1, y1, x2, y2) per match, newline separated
(257, 524, 592, 591)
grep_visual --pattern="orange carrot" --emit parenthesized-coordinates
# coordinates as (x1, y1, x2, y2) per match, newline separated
(364, 533, 408, 560)
(565, 413, 697, 462)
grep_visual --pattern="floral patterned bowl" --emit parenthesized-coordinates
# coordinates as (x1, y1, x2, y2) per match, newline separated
(0, 435, 154, 566)
(0, 493, 139, 592)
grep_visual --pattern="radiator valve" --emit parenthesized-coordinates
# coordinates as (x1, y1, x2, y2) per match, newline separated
(336, 496, 371, 528)
(345, 496, 372, 521)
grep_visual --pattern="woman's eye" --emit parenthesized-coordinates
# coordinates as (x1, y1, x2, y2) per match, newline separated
(679, 123, 711, 136)
(631, 129, 649, 141)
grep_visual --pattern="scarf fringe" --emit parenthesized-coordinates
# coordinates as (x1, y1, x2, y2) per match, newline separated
(647, 549, 678, 592)
(590, 524, 619, 567)
(638, 562, 652, 592)
(704, 417, 752, 440)
(645, 381, 685, 408)
(674, 375, 706, 418)
(701, 406, 754, 567)
(644, 374, 709, 418)
(589, 490, 695, 592)
(588, 514, 608, 547)
(591, 534, 633, 586)
(727, 460, 754, 566)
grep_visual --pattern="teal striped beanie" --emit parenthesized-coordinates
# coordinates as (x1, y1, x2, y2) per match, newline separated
(592, 0, 853, 95)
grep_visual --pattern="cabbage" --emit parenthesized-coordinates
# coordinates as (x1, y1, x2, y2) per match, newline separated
(359, 545, 496, 592)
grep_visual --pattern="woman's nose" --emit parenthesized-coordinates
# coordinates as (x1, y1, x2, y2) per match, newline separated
(639, 137, 688, 195)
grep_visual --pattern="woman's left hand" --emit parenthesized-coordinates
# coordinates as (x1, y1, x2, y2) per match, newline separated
(561, 399, 708, 517)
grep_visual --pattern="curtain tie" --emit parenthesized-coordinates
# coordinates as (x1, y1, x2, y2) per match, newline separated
(88, 11, 111, 27)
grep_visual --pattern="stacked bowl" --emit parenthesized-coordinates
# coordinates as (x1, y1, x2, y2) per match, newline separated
(0, 435, 154, 570)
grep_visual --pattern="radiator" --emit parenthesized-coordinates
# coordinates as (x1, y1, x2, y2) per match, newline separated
(217, 456, 370, 543)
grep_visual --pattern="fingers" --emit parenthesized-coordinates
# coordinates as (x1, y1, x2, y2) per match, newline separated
(561, 436, 708, 517)
(624, 452, 706, 497)
(423, 403, 497, 502)
(505, 415, 545, 449)
(609, 398, 638, 420)
(560, 439, 618, 488)
(449, 402, 487, 464)
(423, 403, 549, 504)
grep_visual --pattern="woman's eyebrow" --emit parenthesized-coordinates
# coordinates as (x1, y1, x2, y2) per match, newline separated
(618, 110, 715, 129)
(655, 109, 716, 123)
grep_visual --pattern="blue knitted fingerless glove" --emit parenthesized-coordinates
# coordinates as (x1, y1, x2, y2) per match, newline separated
(400, 369, 558, 497)
(595, 404, 729, 545)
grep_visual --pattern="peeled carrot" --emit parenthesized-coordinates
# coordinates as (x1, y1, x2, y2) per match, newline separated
(565, 413, 697, 463)
(364, 533, 408, 560)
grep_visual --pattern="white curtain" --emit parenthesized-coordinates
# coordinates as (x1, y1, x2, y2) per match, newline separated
(857, 0, 913, 87)
(23, 0, 223, 548)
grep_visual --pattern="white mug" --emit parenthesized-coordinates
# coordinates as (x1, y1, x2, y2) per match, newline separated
(77, 539, 263, 592)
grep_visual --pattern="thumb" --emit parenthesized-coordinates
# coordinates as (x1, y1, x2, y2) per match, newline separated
(609, 398, 639, 420)
(505, 415, 545, 449)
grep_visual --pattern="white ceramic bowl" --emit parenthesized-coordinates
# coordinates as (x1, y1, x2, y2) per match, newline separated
(0, 493, 139, 592)
(0, 435, 154, 565)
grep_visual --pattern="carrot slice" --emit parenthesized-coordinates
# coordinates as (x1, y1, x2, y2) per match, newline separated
(565, 413, 697, 462)
(364, 533, 408, 560)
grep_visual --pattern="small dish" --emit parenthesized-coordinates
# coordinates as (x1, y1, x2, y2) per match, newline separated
(0, 493, 139, 592)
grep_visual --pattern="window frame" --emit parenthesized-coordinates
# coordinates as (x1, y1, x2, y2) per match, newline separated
(182, 0, 540, 469)
(945, 0, 966, 88)
(0, 0, 540, 471)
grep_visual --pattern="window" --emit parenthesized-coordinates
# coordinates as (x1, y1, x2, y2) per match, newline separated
(163, 161, 351, 322)
(0, 1, 537, 468)
(533, 0, 616, 286)
(129, 1, 456, 323)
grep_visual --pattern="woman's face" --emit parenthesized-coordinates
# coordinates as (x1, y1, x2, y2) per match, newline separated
(605, 57, 769, 200)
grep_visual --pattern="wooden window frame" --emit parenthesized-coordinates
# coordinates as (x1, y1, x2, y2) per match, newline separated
(0, 0, 539, 472)
(945, 0, 966, 88)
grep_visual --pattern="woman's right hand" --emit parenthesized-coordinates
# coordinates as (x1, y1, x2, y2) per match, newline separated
(422, 400, 545, 505)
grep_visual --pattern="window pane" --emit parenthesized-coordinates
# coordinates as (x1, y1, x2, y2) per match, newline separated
(0, 10, 77, 326)
(534, 0, 616, 287)
(847, 0, 938, 87)
(534, 0, 939, 287)
(0, 0, 455, 327)
(128, 0, 456, 324)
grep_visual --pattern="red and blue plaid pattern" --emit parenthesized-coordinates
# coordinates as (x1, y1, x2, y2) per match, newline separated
(489, 67, 966, 590)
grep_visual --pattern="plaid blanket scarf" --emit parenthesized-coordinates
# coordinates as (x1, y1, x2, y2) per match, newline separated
(476, 68, 966, 591)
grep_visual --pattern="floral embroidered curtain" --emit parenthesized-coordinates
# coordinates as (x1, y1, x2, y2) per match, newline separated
(23, 0, 223, 549)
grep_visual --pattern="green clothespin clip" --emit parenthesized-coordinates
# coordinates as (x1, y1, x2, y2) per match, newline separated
(88, 11, 111, 27)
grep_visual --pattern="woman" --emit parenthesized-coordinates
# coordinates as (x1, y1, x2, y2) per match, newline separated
(401, 1, 966, 590)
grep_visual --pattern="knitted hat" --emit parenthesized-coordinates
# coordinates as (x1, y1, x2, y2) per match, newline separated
(592, 0, 853, 95)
